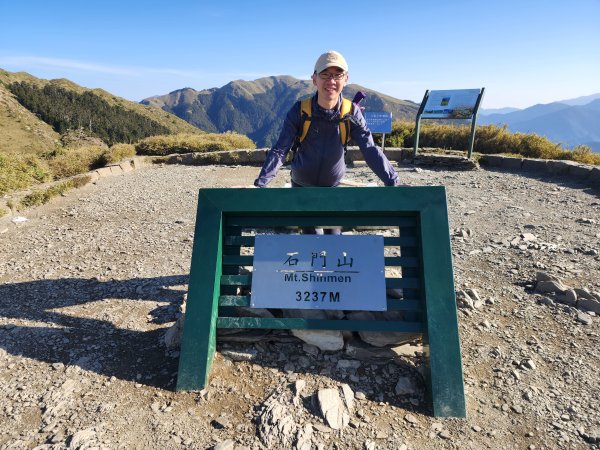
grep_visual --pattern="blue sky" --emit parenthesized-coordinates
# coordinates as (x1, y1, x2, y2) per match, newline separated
(1, 1, 599, 109)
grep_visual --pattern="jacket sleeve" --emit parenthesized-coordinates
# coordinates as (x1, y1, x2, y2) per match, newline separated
(254, 103, 301, 187)
(349, 108, 399, 186)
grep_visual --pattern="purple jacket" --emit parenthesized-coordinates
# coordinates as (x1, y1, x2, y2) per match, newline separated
(254, 94, 399, 187)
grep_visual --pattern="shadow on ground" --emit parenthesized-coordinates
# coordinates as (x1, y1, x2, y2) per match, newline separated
(0, 275, 187, 389)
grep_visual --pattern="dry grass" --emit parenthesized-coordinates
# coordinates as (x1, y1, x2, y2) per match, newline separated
(44, 145, 107, 179)
(388, 121, 600, 165)
(0, 206, 7, 218)
(0, 153, 51, 196)
(136, 132, 255, 156)
(101, 143, 136, 164)
(19, 175, 91, 209)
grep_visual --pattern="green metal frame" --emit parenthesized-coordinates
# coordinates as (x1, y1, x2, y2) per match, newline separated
(413, 88, 485, 160)
(176, 186, 466, 417)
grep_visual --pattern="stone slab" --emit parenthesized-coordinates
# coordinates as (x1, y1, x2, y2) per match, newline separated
(109, 165, 123, 175)
(567, 164, 593, 179)
(522, 158, 548, 173)
(96, 167, 112, 177)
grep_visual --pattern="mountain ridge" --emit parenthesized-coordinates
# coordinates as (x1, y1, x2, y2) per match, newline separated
(478, 98, 600, 151)
(0, 69, 201, 155)
(141, 75, 420, 147)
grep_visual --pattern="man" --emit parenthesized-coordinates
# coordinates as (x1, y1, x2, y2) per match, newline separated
(253, 50, 400, 190)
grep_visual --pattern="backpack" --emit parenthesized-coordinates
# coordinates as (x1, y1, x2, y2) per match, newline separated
(291, 96, 354, 155)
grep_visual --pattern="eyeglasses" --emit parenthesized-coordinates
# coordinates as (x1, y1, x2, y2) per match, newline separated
(317, 71, 346, 80)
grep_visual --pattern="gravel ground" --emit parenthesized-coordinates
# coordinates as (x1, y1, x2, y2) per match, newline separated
(0, 162, 599, 450)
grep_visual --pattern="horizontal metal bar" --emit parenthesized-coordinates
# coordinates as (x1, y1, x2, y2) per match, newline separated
(218, 295, 422, 312)
(384, 256, 419, 267)
(386, 278, 421, 289)
(224, 216, 417, 228)
(217, 317, 425, 333)
(223, 235, 419, 248)
(221, 274, 251, 285)
(222, 255, 253, 266)
(219, 295, 250, 306)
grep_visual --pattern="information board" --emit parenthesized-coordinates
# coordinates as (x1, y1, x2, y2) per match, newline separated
(251, 235, 386, 311)
(364, 112, 392, 133)
(422, 89, 481, 119)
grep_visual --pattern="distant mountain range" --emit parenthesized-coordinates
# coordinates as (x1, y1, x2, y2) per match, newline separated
(144, 79, 600, 152)
(2, 67, 598, 155)
(141, 76, 419, 148)
(479, 94, 600, 152)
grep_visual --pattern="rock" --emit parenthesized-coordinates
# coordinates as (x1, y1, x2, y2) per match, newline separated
(535, 280, 568, 295)
(164, 314, 185, 348)
(576, 311, 593, 325)
(258, 388, 298, 448)
(212, 416, 231, 429)
(521, 233, 537, 242)
(439, 429, 451, 439)
(340, 384, 355, 413)
(456, 290, 475, 309)
(68, 428, 96, 449)
(212, 440, 235, 450)
(221, 348, 257, 362)
(317, 388, 349, 430)
(404, 413, 418, 424)
(364, 441, 376, 450)
(578, 298, 600, 314)
(283, 310, 344, 351)
(302, 343, 320, 356)
(336, 359, 361, 370)
(294, 379, 306, 397)
(295, 423, 313, 450)
(395, 376, 418, 395)
(535, 272, 562, 283)
(290, 329, 344, 351)
(346, 311, 420, 347)
(556, 289, 577, 306)
(392, 343, 424, 357)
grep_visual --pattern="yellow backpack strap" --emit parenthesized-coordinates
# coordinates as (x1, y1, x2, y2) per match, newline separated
(339, 97, 353, 145)
(299, 97, 312, 143)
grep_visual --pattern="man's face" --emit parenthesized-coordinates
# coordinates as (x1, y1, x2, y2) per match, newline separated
(312, 66, 348, 105)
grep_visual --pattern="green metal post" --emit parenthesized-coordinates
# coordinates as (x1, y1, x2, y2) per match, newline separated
(413, 90, 429, 159)
(176, 193, 224, 391)
(467, 88, 486, 159)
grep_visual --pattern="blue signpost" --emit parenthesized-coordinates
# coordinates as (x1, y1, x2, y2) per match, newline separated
(365, 112, 392, 151)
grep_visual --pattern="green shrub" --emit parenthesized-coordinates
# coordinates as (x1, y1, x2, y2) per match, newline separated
(19, 175, 91, 209)
(0, 153, 51, 196)
(135, 132, 255, 156)
(100, 143, 136, 164)
(45, 145, 106, 179)
(388, 121, 600, 165)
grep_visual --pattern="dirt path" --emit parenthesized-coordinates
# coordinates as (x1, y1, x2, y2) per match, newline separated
(1, 163, 599, 449)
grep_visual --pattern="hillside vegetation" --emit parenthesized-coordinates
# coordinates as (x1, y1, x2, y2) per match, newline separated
(387, 121, 600, 165)
(135, 133, 255, 156)
(8, 81, 171, 145)
(0, 70, 254, 204)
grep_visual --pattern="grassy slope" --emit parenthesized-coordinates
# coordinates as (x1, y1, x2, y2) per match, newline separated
(0, 69, 202, 156)
(0, 81, 59, 155)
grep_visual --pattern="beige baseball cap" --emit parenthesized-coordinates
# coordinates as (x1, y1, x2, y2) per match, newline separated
(314, 50, 348, 74)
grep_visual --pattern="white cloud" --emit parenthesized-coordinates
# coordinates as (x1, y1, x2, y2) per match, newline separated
(0, 55, 198, 78)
